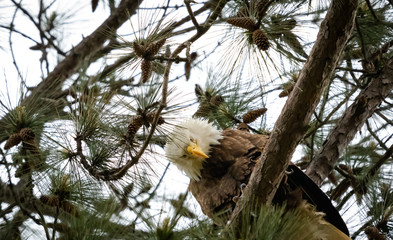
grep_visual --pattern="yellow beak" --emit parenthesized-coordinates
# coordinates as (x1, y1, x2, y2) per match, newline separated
(187, 144, 209, 158)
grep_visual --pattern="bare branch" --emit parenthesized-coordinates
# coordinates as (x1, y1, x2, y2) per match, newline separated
(184, 0, 200, 28)
(17, 0, 142, 111)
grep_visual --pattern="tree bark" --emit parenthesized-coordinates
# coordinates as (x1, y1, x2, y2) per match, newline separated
(306, 56, 393, 186)
(228, 0, 358, 231)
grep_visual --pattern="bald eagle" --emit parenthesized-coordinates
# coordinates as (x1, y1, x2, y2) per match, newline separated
(165, 118, 350, 239)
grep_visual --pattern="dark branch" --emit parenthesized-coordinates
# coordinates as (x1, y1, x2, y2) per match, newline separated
(306, 56, 393, 186)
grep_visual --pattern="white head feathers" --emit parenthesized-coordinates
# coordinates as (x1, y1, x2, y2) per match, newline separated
(165, 118, 222, 181)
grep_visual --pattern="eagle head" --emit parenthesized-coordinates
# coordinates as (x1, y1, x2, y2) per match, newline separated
(165, 118, 222, 181)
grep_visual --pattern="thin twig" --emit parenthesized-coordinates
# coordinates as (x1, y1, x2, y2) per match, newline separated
(367, 39, 393, 62)
(375, 110, 393, 126)
(9, 2, 25, 84)
(51, 207, 59, 240)
(365, 0, 380, 22)
(304, 86, 358, 139)
(0, 24, 39, 44)
(336, 189, 354, 211)
(184, 0, 200, 28)
(32, 202, 51, 240)
(355, 17, 367, 60)
(336, 67, 368, 73)
(366, 121, 389, 151)
(1, 149, 48, 237)
(132, 162, 171, 224)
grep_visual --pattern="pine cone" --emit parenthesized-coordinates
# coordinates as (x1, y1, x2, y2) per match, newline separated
(338, 164, 353, 174)
(242, 108, 267, 123)
(61, 201, 79, 217)
(141, 59, 152, 83)
(282, 19, 297, 30)
(165, 45, 171, 57)
(195, 84, 203, 100)
(252, 29, 270, 51)
(365, 226, 386, 240)
(145, 38, 166, 56)
(40, 195, 60, 207)
(254, 0, 270, 19)
(184, 52, 197, 80)
(330, 179, 351, 201)
(185, 61, 191, 80)
(327, 171, 338, 185)
(193, 102, 212, 118)
(133, 42, 146, 57)
(4, 133, 22, 150)
(146, 112, 165, 125)
(210, 95, 224, 106)
(226, 17, 257, 31)
(279, 83, 295, 98)
(128, 115, 144, 139)
(190, 52, 198, 61)
(19, 128, 35, 142)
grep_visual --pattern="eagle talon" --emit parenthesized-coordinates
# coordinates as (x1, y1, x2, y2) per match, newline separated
(240, 183, 247, 194)
(232, 196, 241, 203)
(285, 168, 294, 175)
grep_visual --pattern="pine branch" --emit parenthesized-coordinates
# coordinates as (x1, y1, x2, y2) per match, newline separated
(126, 0, 229, 173)
(0, 0, 143, 131)
(228, 0, 358, 234)
(306, 56, 393, 186)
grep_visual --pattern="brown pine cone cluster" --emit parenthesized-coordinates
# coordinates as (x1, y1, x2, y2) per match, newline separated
(133, 38, 166, 83)
(252, 29, 270, 51)
(141, 59, 152, 83)
(226, 17, 270, 51)
(4, 127, 36, 150)
(242, 108, 267, 123)
(4, 133, 22, 150)
(20, 128, 35, 142)
(226, 17, 257, 31)
(127, 113, 165, 142)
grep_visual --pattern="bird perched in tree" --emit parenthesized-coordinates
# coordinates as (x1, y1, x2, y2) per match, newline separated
(165, 118, 351, 239)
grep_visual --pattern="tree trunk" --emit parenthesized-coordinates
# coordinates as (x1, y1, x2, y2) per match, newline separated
(228, 0, 358, 232)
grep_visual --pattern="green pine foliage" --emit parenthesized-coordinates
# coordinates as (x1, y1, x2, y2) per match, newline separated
(227, 203, 321, 240)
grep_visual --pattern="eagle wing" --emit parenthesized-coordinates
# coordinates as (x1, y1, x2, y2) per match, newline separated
(286, 165, 350, 236)
(188, 129, 269, 225)
(187, 128, 350, 237)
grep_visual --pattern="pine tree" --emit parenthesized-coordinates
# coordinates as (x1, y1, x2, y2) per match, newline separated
(0, 0, 392, 239)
